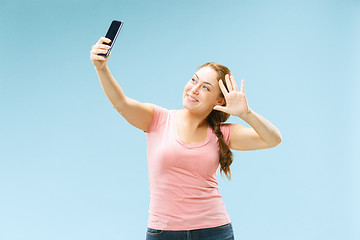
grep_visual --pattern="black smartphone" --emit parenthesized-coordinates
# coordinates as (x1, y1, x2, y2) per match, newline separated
(99, 20, 124, 57)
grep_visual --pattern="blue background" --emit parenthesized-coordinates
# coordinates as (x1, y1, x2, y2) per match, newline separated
(1, 0, 359, 239)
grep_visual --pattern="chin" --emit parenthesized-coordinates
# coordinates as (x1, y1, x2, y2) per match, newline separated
(182, 99, 207, 115)
(182, 97, 197, 111)
(182, 98, 192, 110)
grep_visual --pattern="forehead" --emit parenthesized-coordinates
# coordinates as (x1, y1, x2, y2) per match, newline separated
(195, 67, 218, 84)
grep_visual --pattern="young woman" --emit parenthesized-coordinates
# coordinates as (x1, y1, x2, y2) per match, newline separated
(90, 37, 282, 240)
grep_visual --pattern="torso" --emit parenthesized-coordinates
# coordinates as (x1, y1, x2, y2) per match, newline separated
(175, 110, 208, 145)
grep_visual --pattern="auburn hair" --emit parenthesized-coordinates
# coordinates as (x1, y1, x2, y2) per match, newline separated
(197, 62, 234, 180)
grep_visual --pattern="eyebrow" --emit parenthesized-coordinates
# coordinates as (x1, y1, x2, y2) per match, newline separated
(194, 74, 214, 87)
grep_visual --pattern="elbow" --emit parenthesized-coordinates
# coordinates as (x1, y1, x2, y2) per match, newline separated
(274, 137, 282, 147)
(267, 137, 282, 148)
(274, 132, 282, 146)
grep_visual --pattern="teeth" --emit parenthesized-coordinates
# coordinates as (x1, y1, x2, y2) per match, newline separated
(187, 95, 197, 101)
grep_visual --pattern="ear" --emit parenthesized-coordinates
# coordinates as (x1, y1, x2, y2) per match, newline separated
(217, 97, 226, 106)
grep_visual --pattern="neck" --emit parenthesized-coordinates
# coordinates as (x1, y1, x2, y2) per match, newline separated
(179, 108, 210, 129)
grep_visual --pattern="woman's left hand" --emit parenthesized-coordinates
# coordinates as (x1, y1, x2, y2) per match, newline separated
(213, 74, 251, 118)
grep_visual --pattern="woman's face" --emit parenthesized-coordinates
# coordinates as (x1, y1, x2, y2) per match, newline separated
(182, 67, 225, 115)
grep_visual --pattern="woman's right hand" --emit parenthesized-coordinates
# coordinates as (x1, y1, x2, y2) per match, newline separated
(90, 37, 112, 70)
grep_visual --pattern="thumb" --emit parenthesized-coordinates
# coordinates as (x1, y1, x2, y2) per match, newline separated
(213, 105, 227, 112)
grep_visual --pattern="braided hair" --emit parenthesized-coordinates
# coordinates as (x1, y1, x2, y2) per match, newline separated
(198, 62, 234, 180)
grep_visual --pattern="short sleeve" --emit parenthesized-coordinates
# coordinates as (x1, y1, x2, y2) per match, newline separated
(143, 104, 169, 133)
(220, 123, 234, 146)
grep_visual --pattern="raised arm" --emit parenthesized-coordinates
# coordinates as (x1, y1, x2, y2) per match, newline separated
(90, 37, 154, 132)
(214, 74, 282, 150)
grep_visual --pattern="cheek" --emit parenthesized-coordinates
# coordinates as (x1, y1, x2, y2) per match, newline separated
(184, 83, 192, 92)
(208, 91, 219, 99)
(210, 93, 223, 104)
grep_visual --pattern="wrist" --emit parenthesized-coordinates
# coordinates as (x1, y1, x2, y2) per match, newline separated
(238, 108, 253, 119)
(94, 64, 108, 72)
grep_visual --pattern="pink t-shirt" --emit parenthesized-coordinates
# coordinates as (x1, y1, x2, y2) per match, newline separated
(144, 104, 234, 231)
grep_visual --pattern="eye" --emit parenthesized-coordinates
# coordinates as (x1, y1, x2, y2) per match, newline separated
(203, 85, 209, 91)
(191, 78, 196, 83)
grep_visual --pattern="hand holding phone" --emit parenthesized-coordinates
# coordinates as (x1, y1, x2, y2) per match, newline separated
(98, 20, 124, 57)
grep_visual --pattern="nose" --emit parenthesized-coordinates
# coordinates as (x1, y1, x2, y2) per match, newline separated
(190, 83, 201, 94)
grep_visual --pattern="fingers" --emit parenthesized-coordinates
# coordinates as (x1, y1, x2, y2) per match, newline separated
(97, 37, 112, 45)
(91, 53, 108, 61)
(219, 79, 229, 95)
(92, 43, 111, 51)
(231, 75, 239, 92)
(90, 47, 109, 55)
(92, 39, 111, 52)
(92, 37, 112, 54)
(225, 74, 243, 93)
(225, 74, 241, 92)
(241, 79, 245, 93)
(90, 47, 109, 61)
(90, 37, 112, 60)
(225, 74, 234, 92)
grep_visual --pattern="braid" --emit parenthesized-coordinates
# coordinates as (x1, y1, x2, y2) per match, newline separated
(207, 110, 234, 180)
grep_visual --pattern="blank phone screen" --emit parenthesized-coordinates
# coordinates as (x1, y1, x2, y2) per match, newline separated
(105, 20, 123, 47)
(99, 20, 123, 57)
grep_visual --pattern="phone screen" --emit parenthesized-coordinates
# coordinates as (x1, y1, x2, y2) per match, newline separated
(99, 20, 123, 57)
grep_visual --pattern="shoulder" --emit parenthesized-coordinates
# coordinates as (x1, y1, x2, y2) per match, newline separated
(220, 122, 234, 129)
(144, 104, 171, 133)
(219, 122, 235, 145)
(220, 122, 235, 134)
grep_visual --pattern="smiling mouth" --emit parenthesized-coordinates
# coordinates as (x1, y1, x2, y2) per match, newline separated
(186, 94, 198, 102)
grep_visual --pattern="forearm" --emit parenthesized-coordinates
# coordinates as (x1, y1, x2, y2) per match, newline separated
(239, 108, 282, 146)
(95, 65, 127, 109)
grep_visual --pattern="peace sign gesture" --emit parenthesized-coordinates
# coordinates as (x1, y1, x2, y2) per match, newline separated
(213, 74, 251, 118)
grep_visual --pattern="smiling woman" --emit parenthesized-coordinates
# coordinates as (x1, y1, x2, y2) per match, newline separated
(181, 62, 235, 180)
(90, 37, 282, 239)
